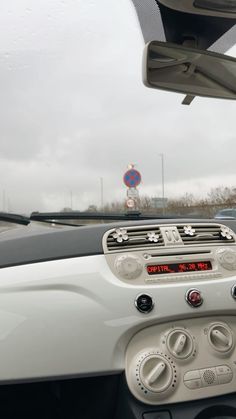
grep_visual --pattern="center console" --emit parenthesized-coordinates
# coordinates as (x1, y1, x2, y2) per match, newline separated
(103, 222, 236, 418)
(125, 316, 236, 405)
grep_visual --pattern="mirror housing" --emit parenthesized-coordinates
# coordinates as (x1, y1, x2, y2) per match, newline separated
(157, 0, 236, 17)
(143, 41, 236, 101)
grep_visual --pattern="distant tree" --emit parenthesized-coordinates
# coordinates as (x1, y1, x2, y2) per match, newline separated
(84, 185, 236, 218)
(102, 201, 125, 213)
(207, 186, 236, 205)
(139, 195, 153, 211)
(85, 205, 98, 212)
(181, 193, 195, 207)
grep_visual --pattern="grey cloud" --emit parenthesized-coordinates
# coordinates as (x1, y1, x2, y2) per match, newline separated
(0, 0, 235, 213)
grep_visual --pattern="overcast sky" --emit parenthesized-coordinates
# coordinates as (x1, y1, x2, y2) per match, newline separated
(0, 0, 236, 213)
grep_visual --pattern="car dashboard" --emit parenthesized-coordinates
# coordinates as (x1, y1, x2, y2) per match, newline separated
(1, 218, 236, 418)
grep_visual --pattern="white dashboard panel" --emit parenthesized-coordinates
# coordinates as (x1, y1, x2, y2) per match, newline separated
(0, 253, 235, 389)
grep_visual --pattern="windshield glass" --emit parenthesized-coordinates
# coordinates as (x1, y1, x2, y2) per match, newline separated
(1, 0, 236, 220)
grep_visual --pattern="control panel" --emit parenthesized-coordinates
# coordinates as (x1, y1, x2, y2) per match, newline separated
(105, 246, 236, 285)
(125, 316, 236, 405)
(103, 223, 236, 285)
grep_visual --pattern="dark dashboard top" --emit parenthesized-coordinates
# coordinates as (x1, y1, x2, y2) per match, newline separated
(0, 219, 235, 269)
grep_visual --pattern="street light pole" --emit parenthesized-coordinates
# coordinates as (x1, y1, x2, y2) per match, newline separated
(159, 153, 165, 215)
(100, 177, 104, 210)
(70, 190, 73, 210)
(2, 190, 6, 212)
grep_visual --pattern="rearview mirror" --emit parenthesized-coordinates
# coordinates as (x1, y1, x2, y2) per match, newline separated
(143, 41, 236, 101)
(157, 0, 236, 17)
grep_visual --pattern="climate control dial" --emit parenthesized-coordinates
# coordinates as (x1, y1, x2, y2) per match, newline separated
(128, 350, 178, 403)
(140, 354, 173, 392)
(166, 328, 195, 359)
(208, 323, 234, 353)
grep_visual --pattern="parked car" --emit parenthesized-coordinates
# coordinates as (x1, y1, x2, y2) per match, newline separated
(215, 209, 236, 220)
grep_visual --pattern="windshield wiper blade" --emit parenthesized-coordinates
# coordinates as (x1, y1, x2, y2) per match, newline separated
(0, 212, 30, 225)
(32, 218, 84, 227)
(30, 211, 184, 222)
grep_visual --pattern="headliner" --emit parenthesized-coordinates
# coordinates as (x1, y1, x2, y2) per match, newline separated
(131, 0, 236, 52)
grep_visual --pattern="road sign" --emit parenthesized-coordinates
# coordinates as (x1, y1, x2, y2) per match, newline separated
(152, 197, 168, 209)
(126, 198, 135, 209)
(127, 187, 139, 199)
(123, 169, 141, 188)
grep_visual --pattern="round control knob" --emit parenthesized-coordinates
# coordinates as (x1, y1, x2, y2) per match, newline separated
(127, 350, 178, 404)
(115, 254, 143, 279)
(217, 248, 236, 271)
(140, 354, 173, 393)
(208, 323, 233, 353)
(166, 329, 194, 359)
(186, 289, 203, 308)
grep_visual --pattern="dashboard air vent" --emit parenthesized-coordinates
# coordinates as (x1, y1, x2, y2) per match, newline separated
(106, 226, 164, 252)
(177, 224, 235, 245)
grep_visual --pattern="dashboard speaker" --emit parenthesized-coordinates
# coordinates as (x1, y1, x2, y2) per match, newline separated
(202, 369, 216, 385)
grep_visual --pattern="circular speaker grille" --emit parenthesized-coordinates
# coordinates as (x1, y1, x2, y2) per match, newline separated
(203, 370, 216, 385)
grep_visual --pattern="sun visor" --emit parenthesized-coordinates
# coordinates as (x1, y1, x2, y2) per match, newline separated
(131, 0, 236, 52)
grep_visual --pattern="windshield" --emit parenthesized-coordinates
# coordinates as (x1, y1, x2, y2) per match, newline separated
(1, 0, 236, 220)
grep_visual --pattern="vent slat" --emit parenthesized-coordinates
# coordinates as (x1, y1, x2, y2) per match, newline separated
(107, 236, 164, 241)
(107, 240, 164, 247)
(105, 223, 235, 252)
(106, 227, 164, 251)
(179, 234, 220, 239)
(178, 229, 220, 233)
(179, 236, 221, 239)
(108, 244, 164, 251)
(177, 224, 235, 246)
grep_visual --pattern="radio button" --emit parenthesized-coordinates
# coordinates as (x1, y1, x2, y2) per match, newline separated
(145, 272, 221, 284)
(184, 379, 202, 389)
(184, 370, 200, 381)
(216, 365, 232, 375)
(184, 366, 233, 389)
(217, 248, 236, 271)
(115, 254, 143, 279)
(145, 278, 158, 283)
(218, 373, 233, 385)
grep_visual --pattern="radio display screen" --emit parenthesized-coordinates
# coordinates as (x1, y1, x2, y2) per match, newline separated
(147, 261, 212, 275)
